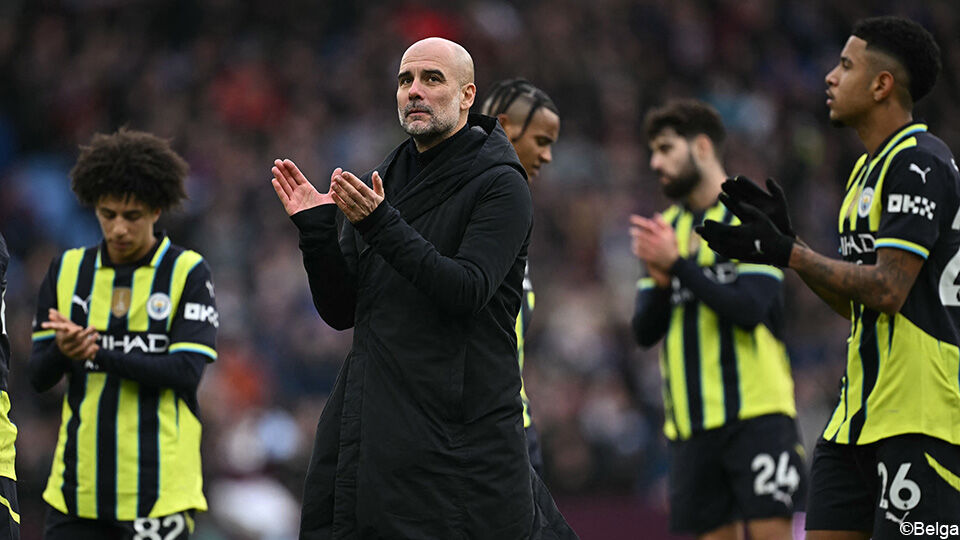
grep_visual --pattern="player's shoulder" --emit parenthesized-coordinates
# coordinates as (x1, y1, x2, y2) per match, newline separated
(894, 132, 959, 176)
(47, 244, 97, 275)
(162, 241, 211, 275)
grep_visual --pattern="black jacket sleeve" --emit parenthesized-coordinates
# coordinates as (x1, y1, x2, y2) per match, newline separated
(0, 234, 9, 379)
(292, 205, 358, 330)
(671, 258, 779, 328)
(632, 278, 672, 348)
(29, 257, 70, 392)
(354, 171, 532, 316)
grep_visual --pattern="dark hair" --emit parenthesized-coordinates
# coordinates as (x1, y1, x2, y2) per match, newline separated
(70, 127, 188, 211)
(481, 78, 559, 138)
(852, 16, 941, 103)
(644, 99, 725, 148)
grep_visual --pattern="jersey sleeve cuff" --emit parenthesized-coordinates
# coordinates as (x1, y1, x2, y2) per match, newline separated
(168, 342, 217, 361)
(874, 238, 930, 259)
(736, 263, 784, 281)
(637, 277, 657, 291)
(32, 330, 55, 341)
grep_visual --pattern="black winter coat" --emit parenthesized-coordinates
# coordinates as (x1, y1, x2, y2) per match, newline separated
(293, 115, 576, 539)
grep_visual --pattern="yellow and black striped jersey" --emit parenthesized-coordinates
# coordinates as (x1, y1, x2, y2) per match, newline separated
(0, 233, 17, 482)
(633, 201, 796, 440)
(30, 235, 217, 520)
(826, 122, 960, 445)
(515, 262, 534, 428)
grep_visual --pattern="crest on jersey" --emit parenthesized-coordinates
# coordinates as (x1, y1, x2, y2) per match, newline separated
(147, 292, 172, 320)
(858, 187, 874, 218)
(111, 287, 132, 318)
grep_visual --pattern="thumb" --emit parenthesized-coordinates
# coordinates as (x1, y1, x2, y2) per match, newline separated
(719, 192, 748, 216)
(695, 220, 722, 240)
(372, 171, 384, 197)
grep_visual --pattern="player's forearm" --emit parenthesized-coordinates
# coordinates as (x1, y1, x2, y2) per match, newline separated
(632, 287, 671, 347)
(93, 349, 206, 394)
(671, 259, 774, 328)
(28, 341, 70, 392)
(789, 244, 903, 316)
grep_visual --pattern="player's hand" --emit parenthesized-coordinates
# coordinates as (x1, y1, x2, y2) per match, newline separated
(721, 175, 795, 238)
(646, 264, 672, 288)
(331, 170, 384, 224)
(41, 308, 100, 361)
(271, 159, 336, 216)
(630, 213, 679, 273)
(696, 201, 795, 267)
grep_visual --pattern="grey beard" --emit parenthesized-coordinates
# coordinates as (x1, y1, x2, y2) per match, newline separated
(401, 116, 456, 138)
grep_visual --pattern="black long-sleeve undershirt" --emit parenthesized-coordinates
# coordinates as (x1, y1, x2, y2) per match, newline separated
(29, 340, 206, 395)
(632, 258, 781, 348)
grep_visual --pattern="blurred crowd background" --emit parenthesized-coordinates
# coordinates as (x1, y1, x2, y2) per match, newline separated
(1, 0, 959, 538)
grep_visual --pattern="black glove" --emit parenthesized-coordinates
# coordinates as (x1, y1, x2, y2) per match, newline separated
(721, 175, 795, 238)
(696, 200, 795, 267)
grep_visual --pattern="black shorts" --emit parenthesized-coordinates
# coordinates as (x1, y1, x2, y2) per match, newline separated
(0, 477, 19, 540)
(44, 505, 194, 540)
(806, 434, 960, 539)
(668, 413, 807, 535)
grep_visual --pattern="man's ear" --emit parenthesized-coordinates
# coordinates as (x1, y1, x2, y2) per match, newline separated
(872, 71, 896, 102)
(692, 134, 713, 162)
(461, 83, 477, 110)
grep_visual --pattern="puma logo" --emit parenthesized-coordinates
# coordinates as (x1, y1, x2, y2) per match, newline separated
(910, 163, 931, 184)
(754, 239, 763, 254)
(72, 295, 90, 314)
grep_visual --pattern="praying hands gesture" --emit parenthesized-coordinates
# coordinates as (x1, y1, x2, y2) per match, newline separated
(630, 213, 678, 288)
(271, 158, 384, 223)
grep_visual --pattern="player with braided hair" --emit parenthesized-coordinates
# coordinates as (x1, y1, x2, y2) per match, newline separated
(482, 78, 560, 180)
(480, 79, 560, 474)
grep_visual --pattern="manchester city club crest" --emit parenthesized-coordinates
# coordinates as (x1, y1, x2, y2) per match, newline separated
(147, 292, 172, 320)
(858, 187, 874, 217)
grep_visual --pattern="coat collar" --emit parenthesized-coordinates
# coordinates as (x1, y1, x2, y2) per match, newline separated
(369, 114, 522, 223)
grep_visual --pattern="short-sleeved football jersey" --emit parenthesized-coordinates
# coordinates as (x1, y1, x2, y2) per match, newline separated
(826, 122, 960, 445)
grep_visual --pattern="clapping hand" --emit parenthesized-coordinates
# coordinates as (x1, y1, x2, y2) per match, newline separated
(330, 170, 384, 224)
(271, 159, 335, 216)
(41, 309, 100, 361)
(630, 213, 678, 288)
(720, 175, 795, 238)
(696, 196, 795, 267)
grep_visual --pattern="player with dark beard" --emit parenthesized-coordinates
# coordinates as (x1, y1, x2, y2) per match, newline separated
(632, 100, 806, 540)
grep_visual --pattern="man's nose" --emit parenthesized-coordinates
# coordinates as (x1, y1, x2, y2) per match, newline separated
(541, 146, 552, 164)
(408, 78, 424, 100)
